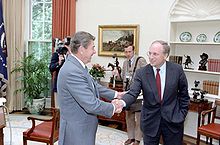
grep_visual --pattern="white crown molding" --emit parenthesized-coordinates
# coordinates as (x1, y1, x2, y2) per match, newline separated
(170, 0, 220, 21)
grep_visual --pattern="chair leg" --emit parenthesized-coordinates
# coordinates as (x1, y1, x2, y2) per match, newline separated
(206, 136, 209, 144)
(23, 137, 27, 145)
(196, 133, 200, 145)
(210, 138, 212, 145)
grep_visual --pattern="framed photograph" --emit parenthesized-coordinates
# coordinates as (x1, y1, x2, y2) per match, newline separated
(98, 25, 139, 57)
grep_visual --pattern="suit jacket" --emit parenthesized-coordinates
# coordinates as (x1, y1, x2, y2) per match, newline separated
(57, 55, 116, 145)
(122, 55, 147, 112)
(122, 61, 190, 137)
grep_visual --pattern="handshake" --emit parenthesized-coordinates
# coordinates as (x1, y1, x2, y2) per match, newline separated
(111, 91, 127, 114)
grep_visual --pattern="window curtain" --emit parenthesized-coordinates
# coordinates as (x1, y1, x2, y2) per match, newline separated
(51, 0, 76, 107)
(3, 0, 28, 111)
(52, 0, 76, 51)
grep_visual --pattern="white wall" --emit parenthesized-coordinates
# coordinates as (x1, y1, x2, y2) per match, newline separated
(75, 1, 219, 142)
(76, 0, 175, 81)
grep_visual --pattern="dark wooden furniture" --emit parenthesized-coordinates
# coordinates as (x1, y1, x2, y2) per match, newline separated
(51, 71, 56, 108)
(23, 108, 60, 145)
(197, 99, 220, 145)
(189, 99, 213, 128)
(108, 83, 123, 92)
(98, 109, 126, 131)
(160, 99, 213, 145)
(98, 82, 126, 131)
(0, 107, 5, 145)
(189, 99, 213, 144)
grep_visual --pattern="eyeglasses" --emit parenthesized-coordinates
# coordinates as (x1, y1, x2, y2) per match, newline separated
(147, 51, 160, 57)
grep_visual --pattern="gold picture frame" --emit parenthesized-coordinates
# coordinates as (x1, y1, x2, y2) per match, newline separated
(98, 25, 139, 57)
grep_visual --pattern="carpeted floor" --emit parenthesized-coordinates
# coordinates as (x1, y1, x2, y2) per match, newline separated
(3, 113, 210, 145)
(3, 114, 144, 145)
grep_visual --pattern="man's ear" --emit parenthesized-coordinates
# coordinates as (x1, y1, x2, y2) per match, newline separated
(78, 45, 83, 51)
(79, 45, 85, 55)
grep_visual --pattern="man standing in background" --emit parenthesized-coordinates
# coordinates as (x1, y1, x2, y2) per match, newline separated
(49, 39, 70, 108)
(122, 44, 147, 145)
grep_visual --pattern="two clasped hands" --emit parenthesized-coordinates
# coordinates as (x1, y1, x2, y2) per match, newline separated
(111, 91, 127, 114)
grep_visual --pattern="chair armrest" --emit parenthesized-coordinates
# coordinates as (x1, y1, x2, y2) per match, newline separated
(201, 107, 216, 125)
(26, 115, 53, 136)
(27, 115, 53, 122)
(201, 108, 215, 117)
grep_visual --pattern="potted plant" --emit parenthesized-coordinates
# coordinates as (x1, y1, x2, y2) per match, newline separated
(89, 63, 105, 81)
(11, 52, 50, 114)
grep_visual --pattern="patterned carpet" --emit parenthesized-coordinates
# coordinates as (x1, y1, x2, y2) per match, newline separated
(4, 114, 204, 145)
(3, 114, 144, 145)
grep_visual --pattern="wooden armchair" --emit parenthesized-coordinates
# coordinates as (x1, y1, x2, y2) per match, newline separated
(197, 99, 220, 145)
(23, 108, 60, 145)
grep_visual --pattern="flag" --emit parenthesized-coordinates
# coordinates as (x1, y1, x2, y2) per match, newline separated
(0, 0, 7, 97)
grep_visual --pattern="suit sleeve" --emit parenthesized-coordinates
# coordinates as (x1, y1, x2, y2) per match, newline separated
(96, 82, 115, 101)
(65, 70, 115, 118)
(122, 68, 143, 109)
(49, 52, 62, 72)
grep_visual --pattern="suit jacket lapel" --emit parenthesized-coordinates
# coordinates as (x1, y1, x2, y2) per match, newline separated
(91, 79, 100, 98)
(146, 65, 161, 103)
(67, 55, 99, 97)
(86, 73, 99, 98)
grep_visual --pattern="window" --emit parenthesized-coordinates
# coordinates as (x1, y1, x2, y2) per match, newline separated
(28, 0, 52, 58)
(27, 0, 53, 97)
(31, 0, 52, 40)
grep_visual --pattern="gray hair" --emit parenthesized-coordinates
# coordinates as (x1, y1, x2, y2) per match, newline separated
(151, 40, 170, 56)
(70, 31, 95, 54)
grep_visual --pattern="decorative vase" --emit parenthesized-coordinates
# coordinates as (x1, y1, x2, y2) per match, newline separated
(27, 97, 46, 114)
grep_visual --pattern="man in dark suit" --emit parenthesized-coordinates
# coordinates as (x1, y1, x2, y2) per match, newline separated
(49, 45, 69, 107)
(121, 40, 190, 145)
(57, 31, 124, 145)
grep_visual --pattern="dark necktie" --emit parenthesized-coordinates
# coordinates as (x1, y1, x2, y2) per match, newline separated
(128, 59, 131, 68)
(85, 66, 88, 73)
(156, 69, 161, 101)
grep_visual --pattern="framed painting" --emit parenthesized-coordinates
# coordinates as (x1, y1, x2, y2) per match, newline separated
(98, 25, 139, 57)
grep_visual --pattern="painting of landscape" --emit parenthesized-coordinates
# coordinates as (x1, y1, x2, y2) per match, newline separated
(98, 25, 139, 57)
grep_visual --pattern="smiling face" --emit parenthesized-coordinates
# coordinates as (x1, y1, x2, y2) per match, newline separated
(148, 42, 168, 68)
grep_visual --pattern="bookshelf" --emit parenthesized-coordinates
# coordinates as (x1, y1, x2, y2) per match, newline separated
(169, 0, 220, 99)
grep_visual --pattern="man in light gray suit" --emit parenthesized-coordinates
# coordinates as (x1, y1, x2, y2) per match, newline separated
(57, 31, 124, 145)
